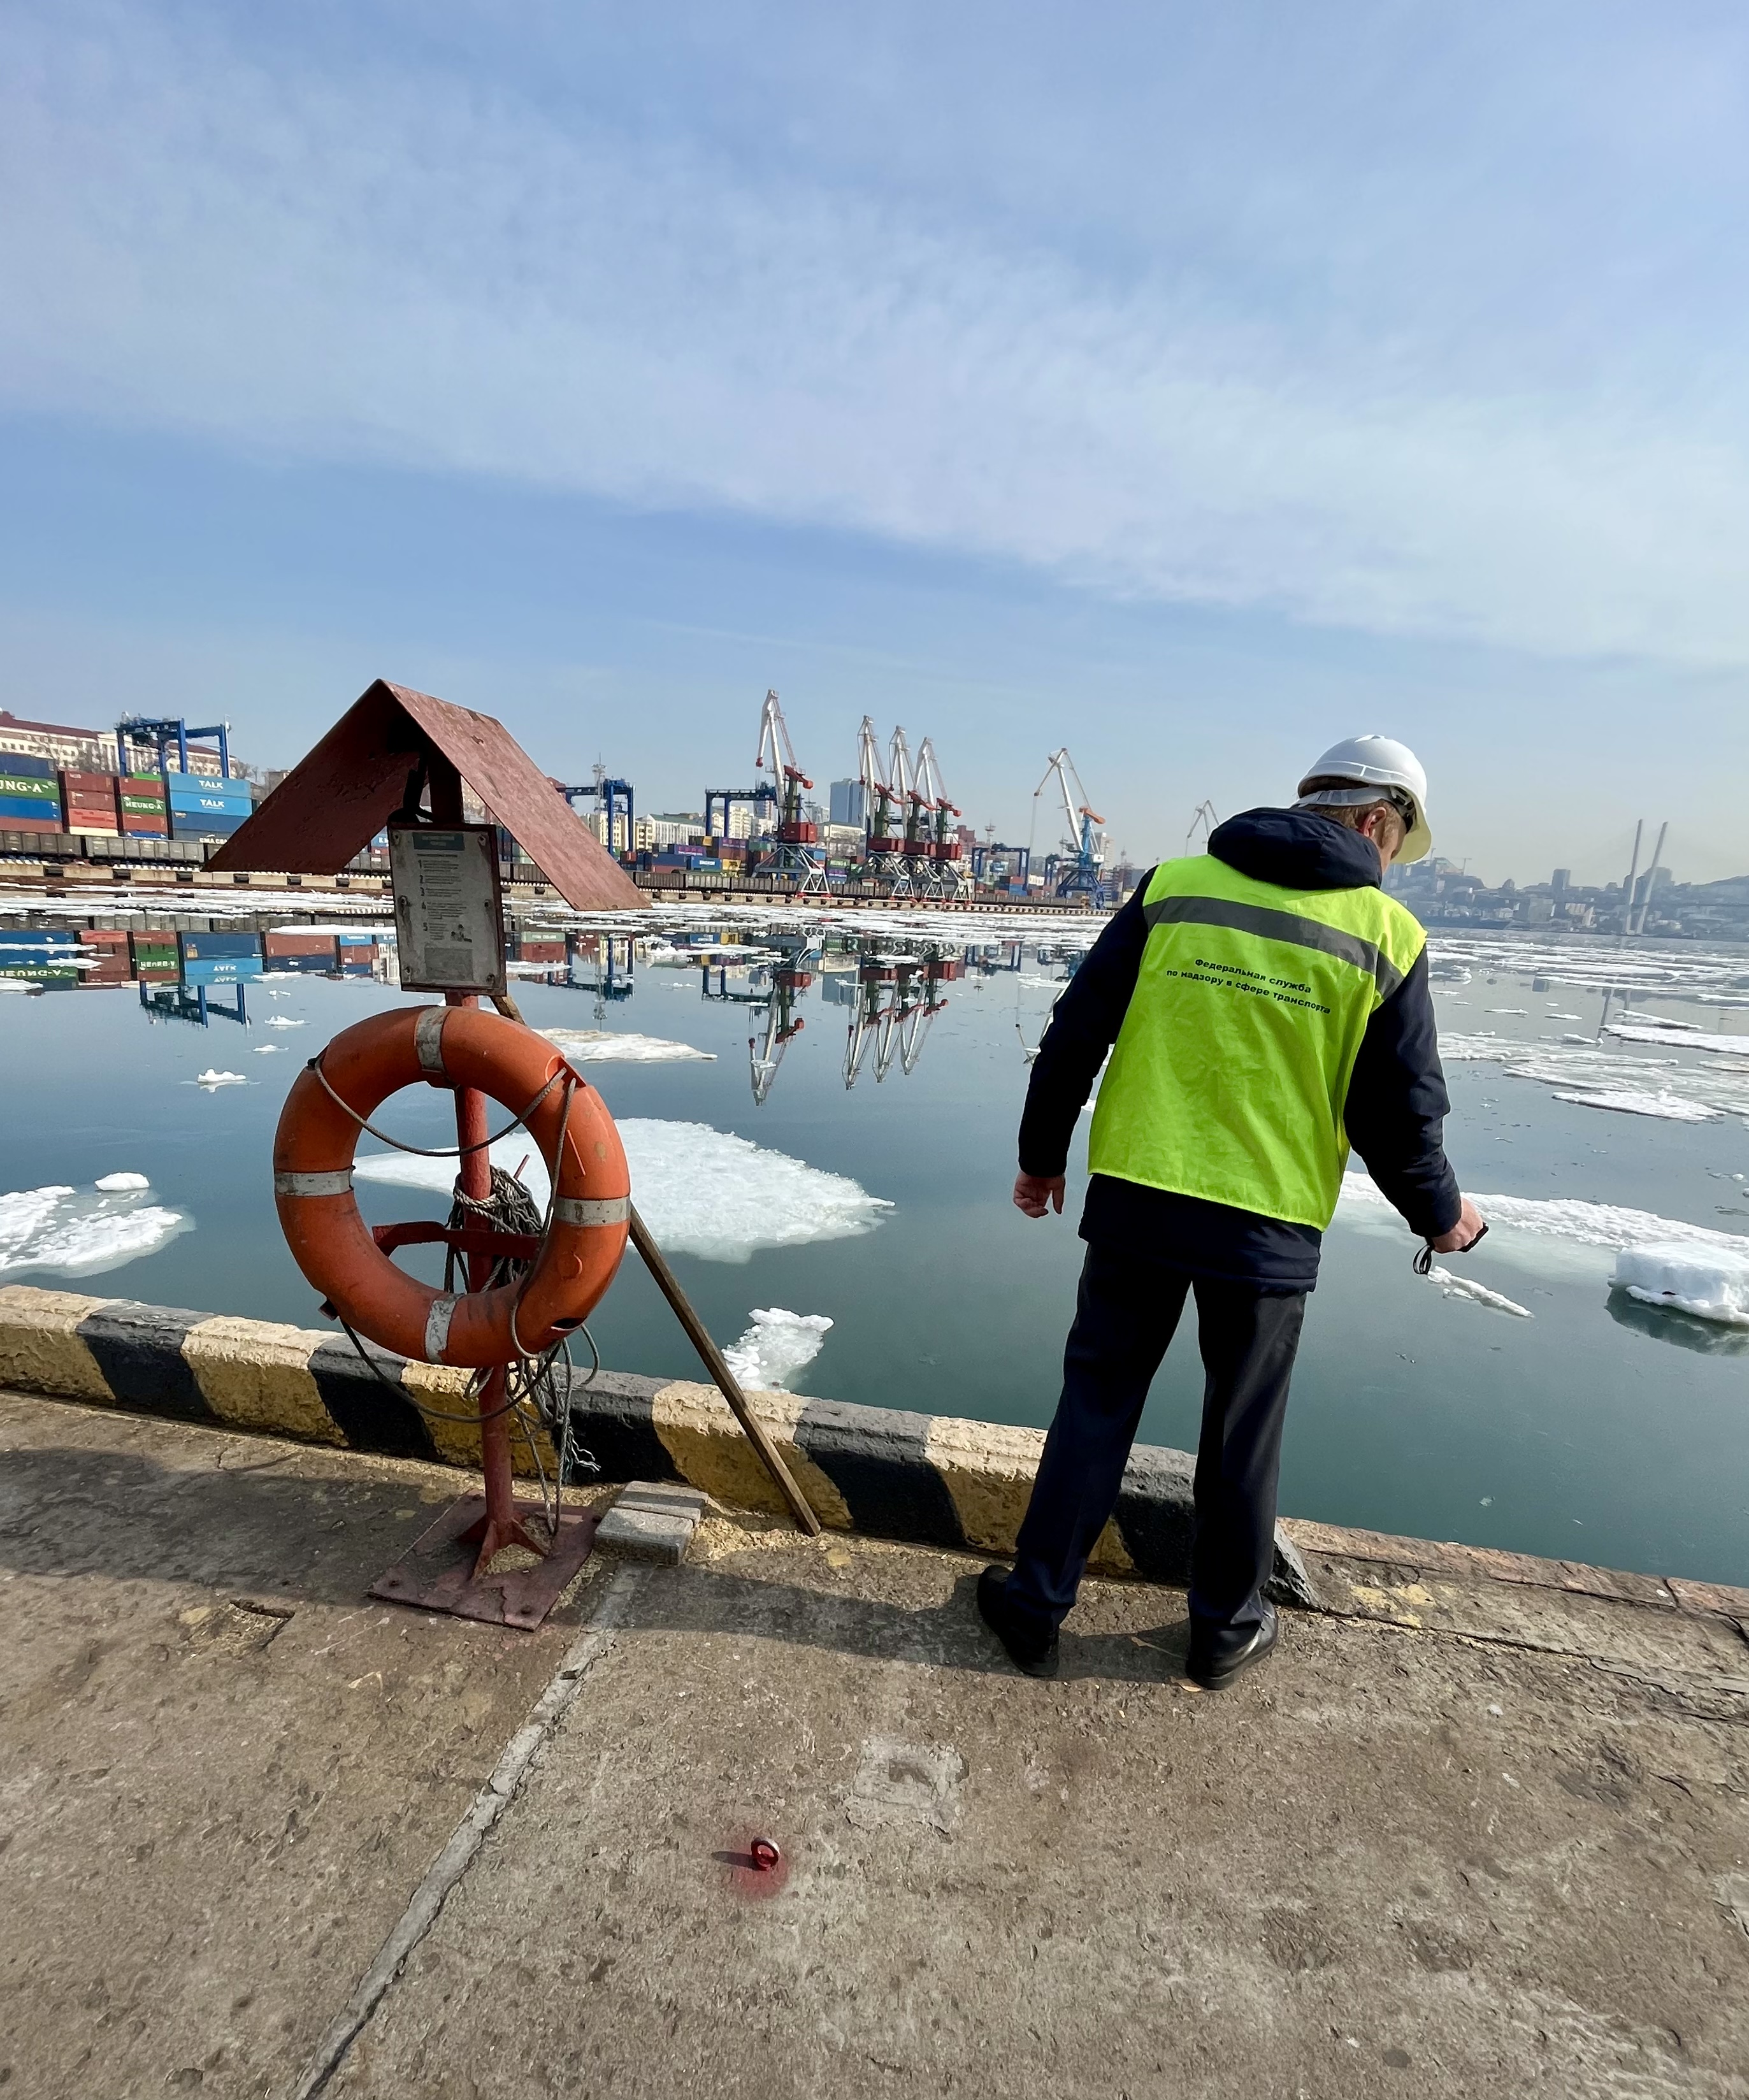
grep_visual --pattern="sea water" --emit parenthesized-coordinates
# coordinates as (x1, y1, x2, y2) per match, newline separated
(1, 899, 1745, 1585)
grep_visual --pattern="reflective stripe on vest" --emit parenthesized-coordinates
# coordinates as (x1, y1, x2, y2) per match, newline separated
(1088, 853, 1426, 1229)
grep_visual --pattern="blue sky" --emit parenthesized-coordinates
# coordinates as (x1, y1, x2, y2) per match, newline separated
(2, 1, 1745, 882)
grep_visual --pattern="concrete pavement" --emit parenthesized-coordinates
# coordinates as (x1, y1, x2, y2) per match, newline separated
(2, 1390, 1746, 2099)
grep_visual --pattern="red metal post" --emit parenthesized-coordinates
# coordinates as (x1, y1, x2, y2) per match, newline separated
(429, 754, 544, 1577)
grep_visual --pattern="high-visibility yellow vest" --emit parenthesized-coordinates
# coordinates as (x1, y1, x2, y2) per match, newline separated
(1088, 853, 1428, 1228)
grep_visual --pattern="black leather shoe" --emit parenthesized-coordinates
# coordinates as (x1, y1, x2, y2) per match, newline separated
(977, 1565, 1060, 1679)
(1186, 1600, 1279, 1690)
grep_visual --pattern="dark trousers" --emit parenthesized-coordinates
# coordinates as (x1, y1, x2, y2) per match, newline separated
(1009, 1244, 1307, 1634)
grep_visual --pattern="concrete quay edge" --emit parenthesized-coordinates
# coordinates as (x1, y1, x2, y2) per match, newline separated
(4, 1282, 1746, 1627)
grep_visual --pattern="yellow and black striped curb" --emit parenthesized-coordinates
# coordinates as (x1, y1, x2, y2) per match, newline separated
(0, 1284, 1317, 1604)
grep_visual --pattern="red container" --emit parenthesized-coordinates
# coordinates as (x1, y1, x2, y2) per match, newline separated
(265, 932, 339, 960)
(3, 816, 63, 837)
(516, 940, 566, 963)
(121, 813, 170, 837)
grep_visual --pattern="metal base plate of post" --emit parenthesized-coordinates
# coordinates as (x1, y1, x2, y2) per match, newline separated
(370, 1496, 600, 1630)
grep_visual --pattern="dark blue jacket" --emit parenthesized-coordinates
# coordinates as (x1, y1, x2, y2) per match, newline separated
(1018, 808, 1461, 1290)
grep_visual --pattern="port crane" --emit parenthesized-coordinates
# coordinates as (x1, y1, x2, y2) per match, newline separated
(558, 765, 637, 858)
(1186, 800, 1219, 855)
(748, 939, 817, 1106)
(876, 728, 916, 898)
(856, 716, 907, 888)
(754, 689, 828, 896)
(913, 738, 972, 900)
(1032, 748, 1106, 901)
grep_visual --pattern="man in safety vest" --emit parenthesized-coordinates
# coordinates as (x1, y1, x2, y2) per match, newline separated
(981, 736, 1485, 1690)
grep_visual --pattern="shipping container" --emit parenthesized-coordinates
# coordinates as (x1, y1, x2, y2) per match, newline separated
(0, 775, 62, 805)
(0, 754, 54, 779)
(1, 819, 65, 841)
(129, 935, 179, 981)
(181, 956, 265, 986)
(169, 807, 248, 840)
(0, 931, 78, 951)
(264, 932, 338, 958)
(166, 770, 252, 812)
(263, 951, 338, 976)
(180, 931, 264, 961)
(120, 816, 171, 837)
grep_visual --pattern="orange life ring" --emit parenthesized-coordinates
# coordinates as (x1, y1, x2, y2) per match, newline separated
(273, 1005, 630, 1367)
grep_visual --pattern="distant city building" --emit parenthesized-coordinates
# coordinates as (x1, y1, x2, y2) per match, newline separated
(1552, 868, 1571, 893)
(829, 779, 867, 828)
(0, 708, 118, 774)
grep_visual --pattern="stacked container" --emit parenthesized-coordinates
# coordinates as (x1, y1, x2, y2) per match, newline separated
(76, 928, 133, 986)
(264, 930, 338, 974)
(0, 929, 81, 986)
(59, 769, 121, 837)
(166, 770, 253, 839)
(336, 932, 378, 977)
(0, 754, 66, 837)
(129, 935, 180, 982)
(119, 775, 171, 838)
(178, 930, 264, 985)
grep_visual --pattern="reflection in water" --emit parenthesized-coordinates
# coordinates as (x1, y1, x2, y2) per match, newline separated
(140, 980, 250, 1028)
(1606, 1286, 1749, 1356)
(840, 943, 959, 1090)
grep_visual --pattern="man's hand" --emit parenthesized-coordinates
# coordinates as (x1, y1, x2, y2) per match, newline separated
(1430, 1195, 1486, 1254)
(1013, 1172, 1065, 1219)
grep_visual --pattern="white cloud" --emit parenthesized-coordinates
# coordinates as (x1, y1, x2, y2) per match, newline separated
(4, 5, 1749, 665)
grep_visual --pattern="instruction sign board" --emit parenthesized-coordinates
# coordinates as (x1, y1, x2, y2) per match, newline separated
(389, 823, 507, 996)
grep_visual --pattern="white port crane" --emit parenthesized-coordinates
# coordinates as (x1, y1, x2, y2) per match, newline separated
(753, 689, 826, 896)
(912, 737, 971, 900)
(1031, 748, 1106, 900)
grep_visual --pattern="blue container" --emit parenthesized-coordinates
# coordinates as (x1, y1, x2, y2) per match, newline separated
(263, 952, 334, 976)
(0, 930, 78, 951)
(181, 956, 265, 987)
(166, 770, 252, 807)
(1, 754, 54, 779)
(180, 931, 263, 962)
(169, 808, 248, 839)
(0, 786, 62, 813)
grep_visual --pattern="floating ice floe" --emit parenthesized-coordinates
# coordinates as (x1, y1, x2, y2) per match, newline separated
(1341, 1172, 1749, 1256)
(194, 1070, 249, 1088)
(1439, 1032, 1749, 1123)
(723, 1308, 834, 1390)
(542, 1030, 714, 1063)
(355, 1119, 891, 1263)
(94, 1172, 150, 1192)
(1424, 1266, 1533, 1318)
(1548, 1088, 1717, 1123)
(1606, 1023, 1749, 1057)
(253, 1044, 285, 1054)
(265, 1016, 306, 1030)
(0, 1183, 190, 1277)
(1610, 1243, 1749, 1326)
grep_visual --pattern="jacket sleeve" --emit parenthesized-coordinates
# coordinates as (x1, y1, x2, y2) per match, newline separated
(1016, 877, 1151, 1177)
(1344, 947, 1462, 1239)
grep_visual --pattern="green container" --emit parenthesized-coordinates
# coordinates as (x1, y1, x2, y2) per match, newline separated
(0, 773, 61, 802)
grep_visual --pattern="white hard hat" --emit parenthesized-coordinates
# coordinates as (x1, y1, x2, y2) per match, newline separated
(1296, 735, 1433, 863)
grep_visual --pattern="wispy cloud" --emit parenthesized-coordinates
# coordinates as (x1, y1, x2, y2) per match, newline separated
(4, 4, 1747, 666)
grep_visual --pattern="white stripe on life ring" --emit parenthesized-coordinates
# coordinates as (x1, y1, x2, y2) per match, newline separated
(424, 1293, 459, 1363)
(552, 1195, 631, 1226)
(414, 1005, 449, 1080)
(274, 1169, 355, 1197)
